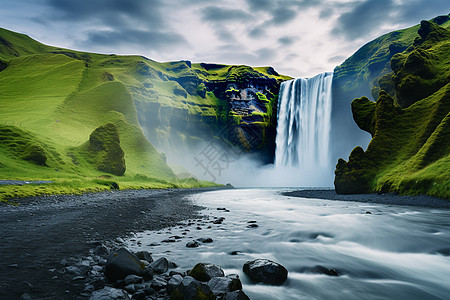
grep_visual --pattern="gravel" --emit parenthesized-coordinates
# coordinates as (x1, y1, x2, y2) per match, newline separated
(0, 187, 221, 299)
(283, 189, 450, 209)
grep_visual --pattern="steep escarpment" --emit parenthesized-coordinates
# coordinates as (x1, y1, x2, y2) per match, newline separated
(335, 20, 450, 199)
(134, 61, 290, 165)
(331, 15, 450, 165)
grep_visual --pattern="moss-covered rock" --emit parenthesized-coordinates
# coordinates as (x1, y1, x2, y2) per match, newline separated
(88, 123, 126, 176)
(335, 21, 450, 198)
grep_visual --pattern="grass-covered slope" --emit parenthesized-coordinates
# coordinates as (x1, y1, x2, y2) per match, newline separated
(0, 28, 221, 202)
(335, 20, 450, 199)
(330, 15, 450, 165)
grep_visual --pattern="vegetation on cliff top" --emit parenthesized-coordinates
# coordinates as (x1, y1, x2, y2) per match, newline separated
(335, 20, 450, 199)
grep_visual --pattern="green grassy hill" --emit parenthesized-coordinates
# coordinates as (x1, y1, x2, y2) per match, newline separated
(0, 29, 207, 202)
(0, 27, 289, 202)
(335, 20, 450, 199)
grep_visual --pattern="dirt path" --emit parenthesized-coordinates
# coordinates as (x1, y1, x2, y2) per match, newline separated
(0, 188, 217, 299)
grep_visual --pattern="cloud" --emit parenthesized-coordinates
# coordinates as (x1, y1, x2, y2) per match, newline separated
(81, 28, 187, 51)
(393, 0, 450, 24)
(332, 0, 395, 39)
(200, 6, 252, 23)
(278, 36, 298, 46)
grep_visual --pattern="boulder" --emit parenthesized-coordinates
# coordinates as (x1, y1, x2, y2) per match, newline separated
(135, 251, 153, 263)
(188, 263, 225, 282)
(169, 276, 215, 300)
(124, 274, 144, 285)
(243, 259, 288, 285)
(105, 248, 144, 283)
(300, 265, 339, 276)
(225, 290, 250, 300)
(186, 241, 200, 248)
(89, 286, 130, 300)
(149, 257, 169, 274)
(208, 275, 242, 296)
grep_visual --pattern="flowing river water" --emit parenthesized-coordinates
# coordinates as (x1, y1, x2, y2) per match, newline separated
(125, 189, 450, 300)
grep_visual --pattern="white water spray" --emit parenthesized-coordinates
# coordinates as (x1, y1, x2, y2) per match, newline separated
(274, 72, 333, 185)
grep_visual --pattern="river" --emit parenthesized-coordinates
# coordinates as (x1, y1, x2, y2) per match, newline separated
(125, 188, 450, 300)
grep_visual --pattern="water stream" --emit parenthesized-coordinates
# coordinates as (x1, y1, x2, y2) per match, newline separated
(126, 189, 450, 299)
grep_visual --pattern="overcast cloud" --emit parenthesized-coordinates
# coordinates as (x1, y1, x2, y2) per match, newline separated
(0, 0, 448, 77)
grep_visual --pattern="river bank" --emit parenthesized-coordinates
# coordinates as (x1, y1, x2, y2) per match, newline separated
(0, 187, 223, 299)
(283, 189, 450, 209)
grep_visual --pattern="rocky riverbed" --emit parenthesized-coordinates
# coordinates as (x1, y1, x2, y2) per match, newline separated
(0, 188, 222, 299)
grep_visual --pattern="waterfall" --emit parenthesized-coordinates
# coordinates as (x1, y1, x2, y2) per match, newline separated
(275, 72, 333, 172)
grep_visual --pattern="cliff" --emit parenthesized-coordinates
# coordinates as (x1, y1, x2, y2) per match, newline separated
(334, 19, 450, 199)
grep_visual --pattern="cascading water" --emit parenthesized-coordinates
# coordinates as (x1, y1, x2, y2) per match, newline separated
(274, 72, 333, 185)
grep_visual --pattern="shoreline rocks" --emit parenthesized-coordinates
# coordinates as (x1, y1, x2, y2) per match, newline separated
(243, 259, 288, 285)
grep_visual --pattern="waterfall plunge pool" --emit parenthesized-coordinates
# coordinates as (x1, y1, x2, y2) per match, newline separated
(125, 189, 450, 300)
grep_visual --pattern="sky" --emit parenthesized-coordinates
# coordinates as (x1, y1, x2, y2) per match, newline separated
(0, 0, 448, 77)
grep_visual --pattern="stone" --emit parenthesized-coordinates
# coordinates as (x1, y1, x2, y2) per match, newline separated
(186, 241, 200, 248)
(89, 286, 130, 300)
(197, 237, 213, 243)
(243, 259, 288, 285)
(167, 274, 183, 294)
(135, 251, 153, 263)
(124, 274, 143, 285)
(169, 276, 215, 300)
(149, 257, 169, 274)
(208, 275, 242, 296)
(93, 245, 109, 256)
(301, 265, 339, 276)
(105, 248, 144, 283)
(151, 276, 168, 291)
(131, 291, 146, 300)
(225, 290, 250, 300)
(188, 263, 225, 282)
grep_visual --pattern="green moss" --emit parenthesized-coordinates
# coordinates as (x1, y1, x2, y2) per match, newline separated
(335, 21, 450, 198)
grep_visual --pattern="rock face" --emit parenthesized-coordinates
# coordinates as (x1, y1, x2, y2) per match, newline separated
(88, 123, 126, 176)
(335, 19, 450, 198)
(135, 62, 290, 165)
(243, 259, 288, 285)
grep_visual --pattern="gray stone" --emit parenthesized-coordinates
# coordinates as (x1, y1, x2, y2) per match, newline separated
(208, 276, 241, 296)
(186, 241, 200, 248)
(124, 274, 143, 285)
(105, 248, 144, 282)
(243, 259, 288, 285)
(169, 276, 215, 300)
(89, 286, 130, 300)
(197, 237, 213, 243)
(189, 263, 225, 282)
(135, 251, 153, 263)
(151, 276, 167, 291)
(167, 274, 183, 294)
(94, 245, 110, 256)
(149, 257, 169, 274)
(225, 290, 250, 300)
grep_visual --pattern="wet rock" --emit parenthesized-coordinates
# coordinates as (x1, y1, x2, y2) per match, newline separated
(169, 276, 215, 300)
(188, 263, 225, 282)
(300, 265, 339, 276)
(197, 237, 213, 243)
(89, 286, 130, 300)
(247, 224, 259, 228)
(213, 217, 225, 224)
(243, 259, 288, 285)
(149, 257, 169, 274)
(186, 241, 200, 248)
(131, 290, 146, 300)
(225, 290, 250, 300)
(167, 274, 183, 294)
(162, 238, 177, 243)
(208, 275, 242, 296)
(151, 276, 168, 291)
(366, 211, 372, 214)
(105, 248, 144, 282)
(93, 245, 109, 256)
(124, 274, 144, 285)
(135, 251, 153, 263)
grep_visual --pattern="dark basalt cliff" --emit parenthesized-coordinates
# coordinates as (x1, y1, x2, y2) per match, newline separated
(335, 19, 450, 199)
